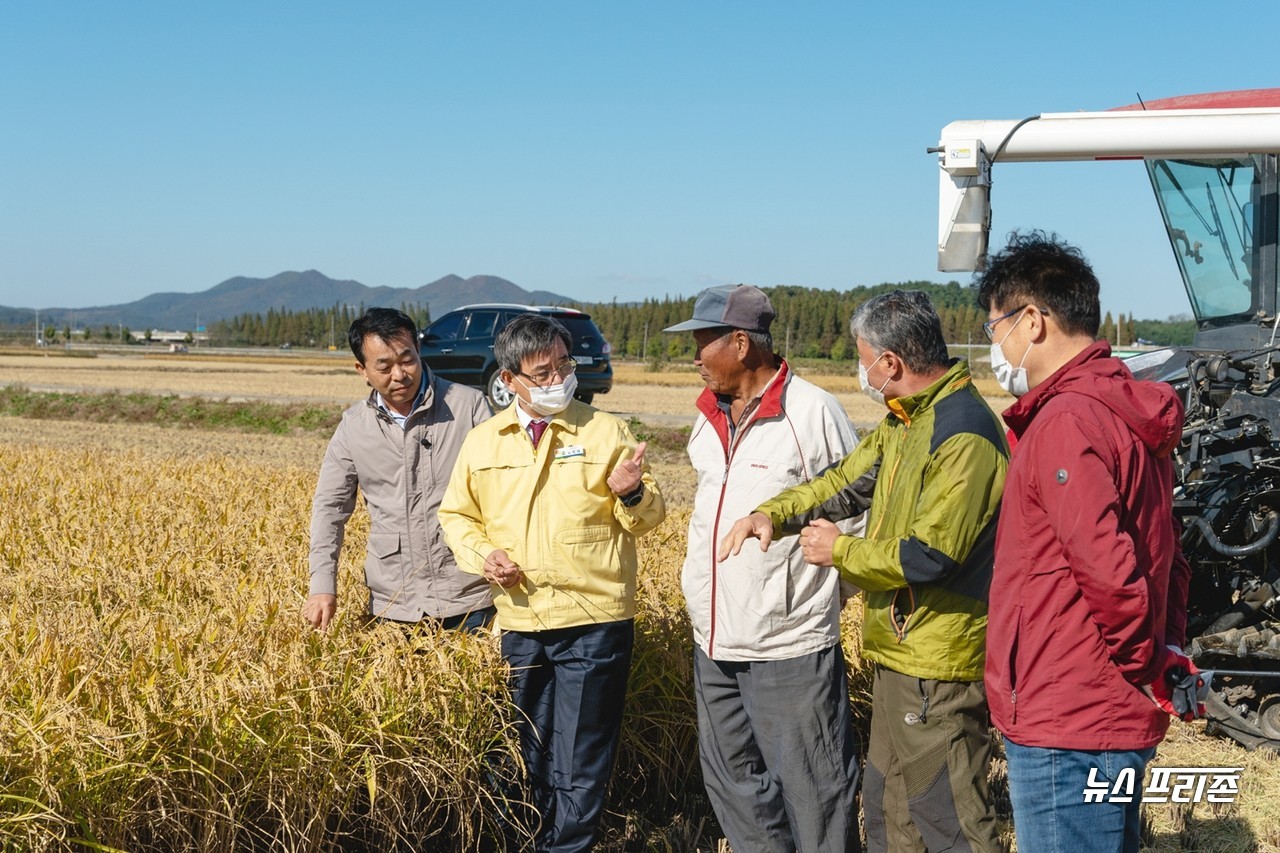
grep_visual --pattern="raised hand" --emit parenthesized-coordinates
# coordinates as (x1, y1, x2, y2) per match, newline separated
(608, 442, 648, 496)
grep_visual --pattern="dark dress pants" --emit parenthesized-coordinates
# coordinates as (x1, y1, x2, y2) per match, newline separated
(502, 619, 634, 853)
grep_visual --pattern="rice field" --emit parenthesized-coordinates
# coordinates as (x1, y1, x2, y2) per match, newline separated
(1, 350, 1278, 851)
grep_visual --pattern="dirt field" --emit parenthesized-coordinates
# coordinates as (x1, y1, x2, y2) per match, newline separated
(0, 351, 1013, 431)
(0, 350, 366, 405)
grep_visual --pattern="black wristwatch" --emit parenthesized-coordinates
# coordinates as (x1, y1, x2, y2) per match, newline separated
(620, 483, 645, 507)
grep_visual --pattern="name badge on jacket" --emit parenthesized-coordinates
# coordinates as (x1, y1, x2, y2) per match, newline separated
(554, 445, 586, 460)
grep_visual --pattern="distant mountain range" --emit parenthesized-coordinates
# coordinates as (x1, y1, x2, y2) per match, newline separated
(0, 271, 574, 331)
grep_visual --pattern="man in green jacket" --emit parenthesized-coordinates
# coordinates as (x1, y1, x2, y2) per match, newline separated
(720, 290, 1008, 852)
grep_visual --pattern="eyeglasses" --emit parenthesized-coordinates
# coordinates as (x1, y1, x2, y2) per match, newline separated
(518, 358, 577, 386)
(982, 305, 1030, 341)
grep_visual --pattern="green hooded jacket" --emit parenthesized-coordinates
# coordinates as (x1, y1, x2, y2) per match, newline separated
(756, 359, 1008, 681)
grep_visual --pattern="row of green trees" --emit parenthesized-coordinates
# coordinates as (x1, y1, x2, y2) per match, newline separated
(20, 288, 1189, 355)
(34, 324, 136, 344)
(207, 303, 430, 348)
(578, 282, 1163, 362)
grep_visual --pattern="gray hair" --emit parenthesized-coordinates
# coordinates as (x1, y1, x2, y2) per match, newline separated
(849, 290, 949, 373)
(711, 327, 774, 355)
(745, 330, 773, 353)
(495, 314, 573, 374)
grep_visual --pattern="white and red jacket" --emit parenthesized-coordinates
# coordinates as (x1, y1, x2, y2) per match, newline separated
(682, 361, 860, 661)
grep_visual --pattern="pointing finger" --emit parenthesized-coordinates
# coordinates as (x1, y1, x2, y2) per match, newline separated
(717, 530, 738, 562)
(631, 442, 647, 467)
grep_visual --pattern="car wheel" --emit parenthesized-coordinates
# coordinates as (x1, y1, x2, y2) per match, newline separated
(575, 392, 594, 405)
(487, 369, 514, 409)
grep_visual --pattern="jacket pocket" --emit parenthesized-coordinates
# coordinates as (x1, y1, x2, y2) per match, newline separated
(552, 524, 621, 588)
(1009, 604, 1022, 725)
(556, 524, 612, 545)
(368, 532, 402, 559)
(364, 532, 405, 598)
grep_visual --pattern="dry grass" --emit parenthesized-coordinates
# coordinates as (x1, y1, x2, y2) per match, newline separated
(1141, 721, 1280, 851)
(0, 420, 709, 850)
(0, 441, 530, 850)
(0, 415, 328, 467)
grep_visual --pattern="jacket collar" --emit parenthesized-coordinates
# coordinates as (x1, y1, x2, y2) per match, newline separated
(1002, 340, 1184, 455)
(495, 397, 584, 436)
(365, 368, 436, 422)
(885, 359, 970, 427)
(696, 359, 790, 450)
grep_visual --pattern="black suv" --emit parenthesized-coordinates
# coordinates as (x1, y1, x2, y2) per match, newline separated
(419, 304, 613, 408)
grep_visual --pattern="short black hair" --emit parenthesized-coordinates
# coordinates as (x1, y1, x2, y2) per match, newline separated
(974, 231, 1101, 338)
(494, 314, 573, 374)
(348, 308, 418, 364)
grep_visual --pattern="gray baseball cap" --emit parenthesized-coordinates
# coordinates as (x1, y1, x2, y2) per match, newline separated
(664, 284, 776, 333)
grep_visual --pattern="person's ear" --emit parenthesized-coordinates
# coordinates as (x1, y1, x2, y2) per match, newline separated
(881, 350, 904, 380)
(1026, 307, 1050, 343)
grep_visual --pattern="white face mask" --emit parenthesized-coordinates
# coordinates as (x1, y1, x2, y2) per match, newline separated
(518, 372, 578, 416)
(858, 352, 891, 406)
(990, 313, 1032, 397)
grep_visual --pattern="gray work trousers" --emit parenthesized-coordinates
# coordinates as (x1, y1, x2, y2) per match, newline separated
(694, 643, 862, 853)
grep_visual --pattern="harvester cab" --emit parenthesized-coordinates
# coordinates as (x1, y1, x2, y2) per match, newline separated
(932, 89, 1280, 750)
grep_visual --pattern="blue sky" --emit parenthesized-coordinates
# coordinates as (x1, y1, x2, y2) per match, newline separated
(0, 2, 1268, 320)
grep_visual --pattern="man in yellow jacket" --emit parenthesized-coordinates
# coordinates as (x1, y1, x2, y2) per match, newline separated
(440, 313, 665, 853)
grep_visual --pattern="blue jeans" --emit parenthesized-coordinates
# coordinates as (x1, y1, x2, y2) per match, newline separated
(1003, 737, 1156, 853)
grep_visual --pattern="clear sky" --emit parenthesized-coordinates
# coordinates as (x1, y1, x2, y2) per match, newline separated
(0, 1, 1268, 320)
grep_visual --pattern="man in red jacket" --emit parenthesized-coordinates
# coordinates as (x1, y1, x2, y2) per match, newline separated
(975, 232, 1194, 853)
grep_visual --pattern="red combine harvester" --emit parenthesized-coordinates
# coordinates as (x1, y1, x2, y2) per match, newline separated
(933, 90, 1280, 749)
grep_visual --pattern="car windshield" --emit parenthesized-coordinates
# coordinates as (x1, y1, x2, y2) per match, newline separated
(1147, 157, 1260, 324)
(426, 313, 465, 342)
(553, 314, 605, 345)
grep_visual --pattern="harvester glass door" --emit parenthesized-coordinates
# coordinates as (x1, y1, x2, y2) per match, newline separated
(1148, 157, 1259, 325)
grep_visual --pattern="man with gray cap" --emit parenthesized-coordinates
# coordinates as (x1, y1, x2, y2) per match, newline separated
(666, 284, 863, 853)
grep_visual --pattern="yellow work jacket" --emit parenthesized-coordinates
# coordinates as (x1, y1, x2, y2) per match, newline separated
(439, 399, 665, 631)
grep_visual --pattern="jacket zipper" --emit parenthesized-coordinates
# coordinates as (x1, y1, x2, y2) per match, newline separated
(708, 461, 730, 656)
(707, 402, 760, 657)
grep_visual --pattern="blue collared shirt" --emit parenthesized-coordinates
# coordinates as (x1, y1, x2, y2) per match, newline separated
(376, 375, 427, 430)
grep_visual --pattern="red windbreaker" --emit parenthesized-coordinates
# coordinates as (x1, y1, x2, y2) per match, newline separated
(985, 341, 1191, 750)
